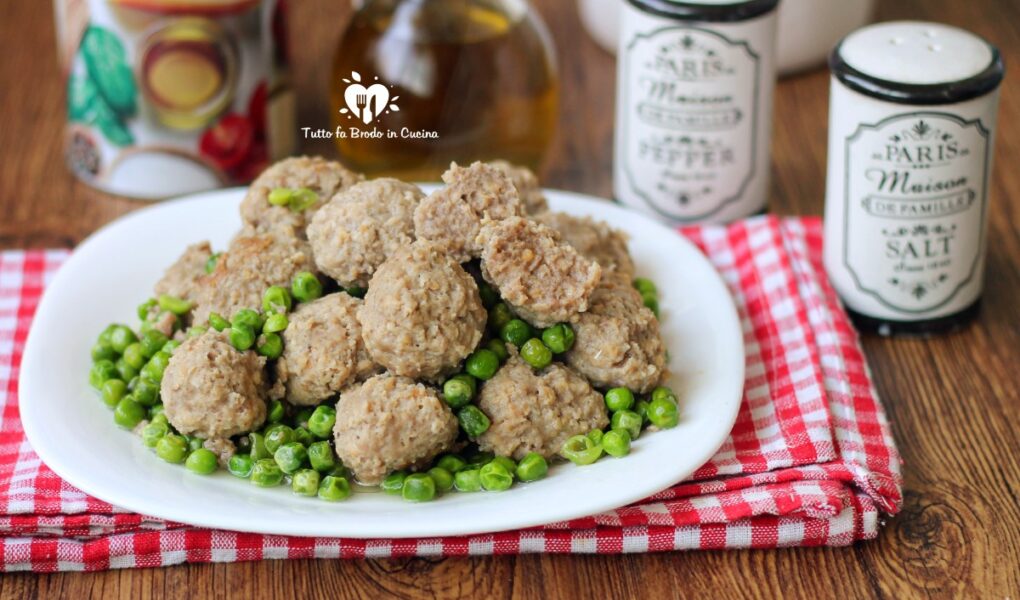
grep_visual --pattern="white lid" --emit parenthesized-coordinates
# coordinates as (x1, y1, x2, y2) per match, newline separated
(839, 21, 994, 85)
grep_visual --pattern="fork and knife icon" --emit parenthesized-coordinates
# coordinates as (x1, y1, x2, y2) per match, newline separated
(344, 82, 393, 125)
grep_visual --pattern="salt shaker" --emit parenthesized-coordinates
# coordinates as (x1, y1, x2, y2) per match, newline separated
(614, 0, 779, 224)
(823, 21, 1004, 335)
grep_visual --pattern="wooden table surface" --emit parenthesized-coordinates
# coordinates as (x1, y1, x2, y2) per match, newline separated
(1, 0, 1018, 597)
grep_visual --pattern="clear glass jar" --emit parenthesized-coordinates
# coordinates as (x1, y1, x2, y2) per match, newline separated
(330, 0, 558, 181)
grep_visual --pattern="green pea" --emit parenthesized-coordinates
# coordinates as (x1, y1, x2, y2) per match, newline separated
(519, 338, 552, 370)
(291, 468, 321, 496)
(458, 405, 491, 438)
(140, 330, 168, 357)
(541, 323, 576, 354)
(100, 378, 127, 407)
(97, 324, 118, 346)
(632, 277, 657, 297)
(559, 434, 603, 465)
(161, 340, 180, 355)
(381, 471, 407, 495)
(466, 449, 494, 467)
(611, 410, 643, 440)
(587, 429, 604, 446)
(465, 348, 499, 380)
(248, 432, 270, 460)
(442, 374, 475, 409)
(113, 397, 145, 429)
(91, 341, 117, 362)
(604, 387, 635, 412)
(402, 473, 436, 502)
(132, 377, 160, 407)
(262, 286, 293, 314)
(186, 436, 205, 452)
(479, 461, 513, 491)
(292, 407, 315, 429)
(307, 441, 337, 472)
(267, 399, 285, 424)
(490, 456, 516, 477)
(344, 285, 367, 299)
(642, 292, 659, 317)
(231, 308, 262, 330)
(647, 395, 680, 429)
(186, 326, 206, 339)
(263, 313, 289, 334)
(156, 434, 188, 464)
(500, 319, 532, 347)
(436, 454, 467, 473)
(515, 452, 548, 482)
(308, 405, 336, 439)
(634, 400, 651, 423)
(427, 467, 454, 492)
(293, 427, 315, 447)
(185, 448, 218, 475)
(108, 325, 137, 354)
(651, 386, 677, 404)
(142, 351, 170, 383)
(158, 294, 192, 316)
(250, 459, 284, 487)
(290, 188, 319, 212)
(477, 281, 499, 308)
(204, 252, 221, 274)
(229, 325, 256, 351)
(228, 453, 254, 478)
(115, 358, 138, 382)
(274, 442, 308, 474)
(318, 475, 351, 501)
(486, 339, 509, 362)
(291, 272, 323, 302)
(487, 302, 513, 331)
(148, 404, 165, 419)
(268, 187, 294, 206)
(121, 343, 146, 370)
(137, 299, 157, 321)
(454, 468, 482, 492)
(264, 424, 294, 454)
(140, 419, 168, 448)
(602, 429, 632, 458)
(89, 359, 118, 389)
(208, 312, 230, 332)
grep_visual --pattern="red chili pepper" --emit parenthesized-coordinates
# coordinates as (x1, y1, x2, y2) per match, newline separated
(199, 113, 254, 172)
(232, 140, 269, 183)
(248, 81, 268, 139)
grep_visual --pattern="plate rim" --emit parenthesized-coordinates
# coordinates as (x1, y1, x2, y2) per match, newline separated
(18, 186, 745, 539)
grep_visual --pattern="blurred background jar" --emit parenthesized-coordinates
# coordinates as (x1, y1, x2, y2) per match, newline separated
(55, 0, 295, 200)
(330, 0, 559, 181)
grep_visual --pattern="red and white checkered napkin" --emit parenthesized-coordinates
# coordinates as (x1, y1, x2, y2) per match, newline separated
(0, 216, 902, 571)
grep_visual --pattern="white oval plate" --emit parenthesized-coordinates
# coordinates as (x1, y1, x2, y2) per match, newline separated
(19, 187, 743, 539)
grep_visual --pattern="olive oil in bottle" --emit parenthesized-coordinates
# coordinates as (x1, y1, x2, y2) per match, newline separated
(330, 0, 558, 181)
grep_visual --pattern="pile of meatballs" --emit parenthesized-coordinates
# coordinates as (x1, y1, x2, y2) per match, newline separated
(148, 156, 667, 490)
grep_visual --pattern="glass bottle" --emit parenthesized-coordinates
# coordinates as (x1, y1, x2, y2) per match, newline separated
(330, 0, 559, 181)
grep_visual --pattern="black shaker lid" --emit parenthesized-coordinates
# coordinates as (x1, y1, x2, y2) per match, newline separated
(625, 0, 779, 23)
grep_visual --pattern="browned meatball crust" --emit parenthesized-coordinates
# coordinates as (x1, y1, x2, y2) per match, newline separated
(307, 178, 424, 287)
(161, 331, 267, 439)
(413, 161, 525, 262)
(358, 241, 486, 379)
(275, 293, 379, 405)
(535, 211, 636, 280)
(488, 160, 548, 214)
(477, 216, 601, 328)
(476, 350, 608, 459)
(333, 374, 459, 485)
(154, 241, 212, 303)
(240, 156, 363, 236)
(564, 276, 665, 393)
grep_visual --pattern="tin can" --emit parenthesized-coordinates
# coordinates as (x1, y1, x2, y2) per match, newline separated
(823, 21, 1005, 335)
(54, 0, 296, 200)
(614, 0, 779, 224)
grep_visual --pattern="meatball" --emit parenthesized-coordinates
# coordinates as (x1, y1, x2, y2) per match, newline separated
(154, 241, 212, 302)
(358, 241, 486, 379)
(476, 350, 608, 459)
(477, 216, 601, 328)
(413, 161, 525, 262)
(275, 293, 379, 405)
(161, 331, 267, 439)
(535, 211, 636, 280)
(333, 374, 459, 485)
(488, 160, 548, 214)
(239, 156, 363, 236)
(307, 178, 424, 287)
(564, 275, 665, 393)
(192, 232, 316, 324)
